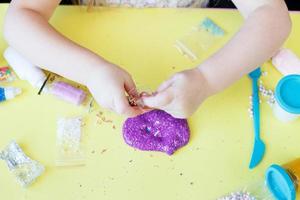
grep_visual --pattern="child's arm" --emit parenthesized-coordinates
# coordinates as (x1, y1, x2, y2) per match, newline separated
(143, 0, 291, 118)
(199, 0, 291, 93)
(4, 0, 142, 116)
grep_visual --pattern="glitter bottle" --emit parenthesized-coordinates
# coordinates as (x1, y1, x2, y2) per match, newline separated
(49, 81, 86, 105)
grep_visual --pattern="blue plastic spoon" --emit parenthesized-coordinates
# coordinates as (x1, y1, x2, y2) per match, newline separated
(248, 67, 266, 169)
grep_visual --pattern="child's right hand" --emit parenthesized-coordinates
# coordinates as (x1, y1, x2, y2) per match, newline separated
(87, 63, 143, 117)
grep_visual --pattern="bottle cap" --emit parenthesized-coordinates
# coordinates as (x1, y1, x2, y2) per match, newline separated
(4, 87, 22, 100)
(266, 164, 296, 200)
(275, 74, 300, 114)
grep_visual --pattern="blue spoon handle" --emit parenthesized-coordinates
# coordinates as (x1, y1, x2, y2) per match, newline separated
(252, 78, 260, 139)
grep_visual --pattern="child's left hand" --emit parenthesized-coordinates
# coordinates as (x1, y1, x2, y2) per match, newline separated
(142, 68, 211, 118)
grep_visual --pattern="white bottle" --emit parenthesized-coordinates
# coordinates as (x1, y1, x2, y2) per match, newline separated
(0, 87, 22, 102)
(3, 47, 46, 88)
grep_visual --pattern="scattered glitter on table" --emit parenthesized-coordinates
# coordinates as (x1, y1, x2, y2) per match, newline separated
(96, 111, 114, 126)
(123, 110, 190, 155)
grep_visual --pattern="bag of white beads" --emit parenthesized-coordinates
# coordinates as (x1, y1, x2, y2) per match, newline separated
(217, 180, 274, 200)
(55, 117, 86, 167)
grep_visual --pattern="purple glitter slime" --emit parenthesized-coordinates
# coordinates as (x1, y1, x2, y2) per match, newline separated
(123, 110, 190, 155)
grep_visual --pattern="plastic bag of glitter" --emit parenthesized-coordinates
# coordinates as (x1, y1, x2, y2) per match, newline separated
(0, 141, 45, 187)
(0, 66, 15, 82)
(217, 180, 274, 200)
(56, 117, 86, 166)
(174, 17, 225, 61)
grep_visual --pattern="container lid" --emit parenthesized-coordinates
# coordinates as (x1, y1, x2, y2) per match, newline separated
(266, 164, 296, 200)
(275, 74, 300, 114)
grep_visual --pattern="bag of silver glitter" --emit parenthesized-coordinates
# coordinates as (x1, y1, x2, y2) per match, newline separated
(0, 141, 45, 187)
(217, 180, 274, 200)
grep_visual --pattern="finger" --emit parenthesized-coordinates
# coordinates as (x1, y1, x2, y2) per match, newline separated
(142, 89, 174, 108)
(164, 109, 187, 119)
(156, 77, 175, 92)
(159, 105, 187, 119)
(114, 94, 144, 117)
(124, 75, 138, 97)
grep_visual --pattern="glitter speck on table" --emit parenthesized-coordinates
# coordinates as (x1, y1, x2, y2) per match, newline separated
(100, 149, 107, 154)
(96, 111, 114, 126)
(122, 110, 190, 155)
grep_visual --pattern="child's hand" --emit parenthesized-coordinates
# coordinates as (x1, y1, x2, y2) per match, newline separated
(87, 63, 143, 117)
(142, 68, 211, 118)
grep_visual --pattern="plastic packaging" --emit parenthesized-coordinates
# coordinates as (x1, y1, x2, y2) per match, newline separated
(0, 141, 45, 187)
(56, 117, 85, 166)
(175, 17, 225, 61)
(0, 87, 22, 102)
(217, 180, 273, 200)
(266, 158, 300, 200)
(272, 49, 300, 76)
(218, 158, 300, 200)
(3, 47, 47, 88)
(0, 66, 15, 82)
(48, 81, 87, 105)
(273, 75, 300, 122)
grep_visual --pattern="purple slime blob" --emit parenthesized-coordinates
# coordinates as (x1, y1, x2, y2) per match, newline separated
(123, 110, 190, 155)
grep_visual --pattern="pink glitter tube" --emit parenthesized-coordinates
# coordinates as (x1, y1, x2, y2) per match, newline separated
(50, 81, 86, 105)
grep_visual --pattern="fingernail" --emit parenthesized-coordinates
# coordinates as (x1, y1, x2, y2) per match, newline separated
(136, 99, 145, 108)
(128, 88, 139, 96)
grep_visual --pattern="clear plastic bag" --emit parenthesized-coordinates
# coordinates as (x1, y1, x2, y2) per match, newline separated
(217, 180, 274, 200)
(175, 17, 225, 61)
(0, 141, 45, 187)
(55, 117, 86, 167)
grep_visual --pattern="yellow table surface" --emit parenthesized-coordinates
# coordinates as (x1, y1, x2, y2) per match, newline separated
(1, 4, 300, 200)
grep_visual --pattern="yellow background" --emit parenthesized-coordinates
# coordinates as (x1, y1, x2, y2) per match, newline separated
(1, 5, 300, 200)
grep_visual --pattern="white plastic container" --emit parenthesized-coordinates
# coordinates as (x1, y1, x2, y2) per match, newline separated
(273, 75, 300, 122)
(273, 100, 299, 122)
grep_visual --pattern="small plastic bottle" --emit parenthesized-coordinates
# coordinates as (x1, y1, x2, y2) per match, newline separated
(266, 158, 300, 200)
(0, 87, 22, 102)
(49, 81, 86, 105)
(273, 75, 300, 122)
